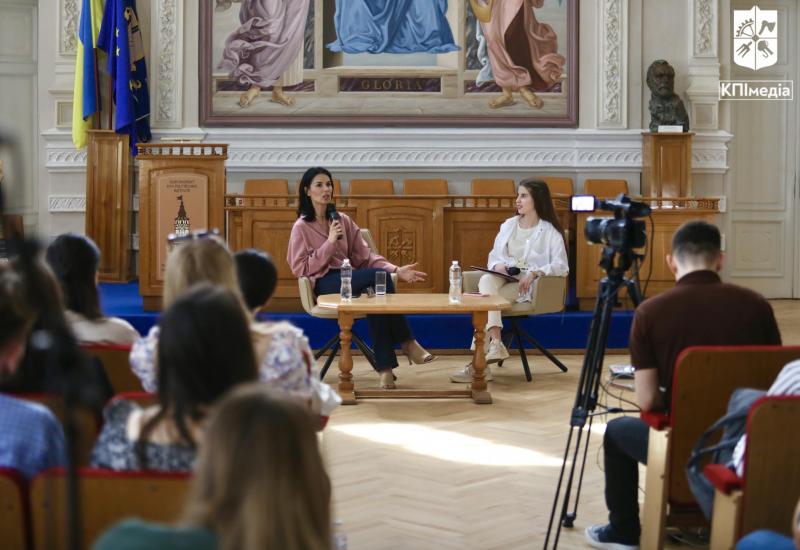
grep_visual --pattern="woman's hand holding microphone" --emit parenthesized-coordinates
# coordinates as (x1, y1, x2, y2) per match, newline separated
(327, 220, 343, 244)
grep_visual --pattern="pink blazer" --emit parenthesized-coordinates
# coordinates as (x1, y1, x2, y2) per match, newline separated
(287, 213, 396, 283)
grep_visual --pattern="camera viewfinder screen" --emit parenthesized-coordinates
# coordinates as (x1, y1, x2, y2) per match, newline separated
(570, 195, 596, 212)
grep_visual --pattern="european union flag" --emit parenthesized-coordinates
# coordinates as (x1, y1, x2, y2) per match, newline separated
(98, 0, 151, 154)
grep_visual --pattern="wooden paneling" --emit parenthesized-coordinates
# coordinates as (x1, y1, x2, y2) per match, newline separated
(85, 131, 131, 282)
(226, 195, 719, 310)
(642, 132, 693, 198)
(137, 144, 227, 310)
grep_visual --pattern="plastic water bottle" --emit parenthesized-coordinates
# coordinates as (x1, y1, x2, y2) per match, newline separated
(332, 520, 348, 550)
(340, 259, 352, 302)
(449, 260, 462, 304)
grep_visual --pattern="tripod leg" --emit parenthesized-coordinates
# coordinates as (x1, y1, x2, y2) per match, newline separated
(511, 319, 532, 382)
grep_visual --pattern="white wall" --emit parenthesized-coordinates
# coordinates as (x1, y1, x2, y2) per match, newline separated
(41, 0, 788, 292)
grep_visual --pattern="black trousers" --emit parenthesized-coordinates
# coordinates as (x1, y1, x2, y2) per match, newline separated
(603, 416, 650, 541)
(315, 268, 412, 371)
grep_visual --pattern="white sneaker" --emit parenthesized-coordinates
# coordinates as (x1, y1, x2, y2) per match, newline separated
(485, 339, 510, 363)
(449, 362, 493, 383)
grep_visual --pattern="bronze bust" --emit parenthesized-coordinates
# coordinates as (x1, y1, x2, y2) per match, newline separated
(646, 60, 690, 132)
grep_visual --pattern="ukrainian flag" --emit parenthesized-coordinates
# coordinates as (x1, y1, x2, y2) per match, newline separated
(71, 0, 104, 149)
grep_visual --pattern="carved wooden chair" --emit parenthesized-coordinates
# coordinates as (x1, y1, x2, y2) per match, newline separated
(639, 346, 800, 549)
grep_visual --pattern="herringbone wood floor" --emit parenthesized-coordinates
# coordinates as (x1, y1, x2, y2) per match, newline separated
(320, 300, 800, 550)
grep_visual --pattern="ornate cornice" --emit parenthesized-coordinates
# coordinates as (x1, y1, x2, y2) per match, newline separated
(60, 0, 78, 55)
(41, 129, 732, 174)
(597, 0, 627, 128)
(49, 195, 86, 212)
(152, 0, 183, 128)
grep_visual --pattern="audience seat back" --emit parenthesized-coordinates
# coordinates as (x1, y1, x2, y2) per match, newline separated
(112, 391, 158, 409)
(0, 468, 29, 550)
(402, 178, 448, 195)
(18, 395, 99, 468)
(30, 468, 190, 550)
(667, 346, 800, 506)
(470, 179, 516, 196)
(243, 179, 289, 196)
(584, 178, 628, 198)
(349, 179, 394, 195)
(740, 396, 800, 537)
(540, 177, 574, 196)
(81, 345, 141, 395)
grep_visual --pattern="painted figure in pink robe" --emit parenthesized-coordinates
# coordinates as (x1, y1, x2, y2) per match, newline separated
(218, 0, 310, 108)
(470, 0, 566, 109)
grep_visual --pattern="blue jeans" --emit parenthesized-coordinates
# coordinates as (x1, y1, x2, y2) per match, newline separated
(603, 416, 650, 542)
(315, 268, 412, 371)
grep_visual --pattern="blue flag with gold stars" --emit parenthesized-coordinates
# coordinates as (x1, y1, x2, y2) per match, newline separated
(98, 0, 151, 154)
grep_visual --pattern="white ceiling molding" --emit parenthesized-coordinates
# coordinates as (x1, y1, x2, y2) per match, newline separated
(42, 128, 732, 174)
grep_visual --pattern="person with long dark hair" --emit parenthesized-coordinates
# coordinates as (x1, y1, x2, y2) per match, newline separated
(94, 384, 332, 550)
(450, 179, 568, 383)
(90, 285, 257, 471)
(46, 233, 139, 345)
(287, 167, 435, 390)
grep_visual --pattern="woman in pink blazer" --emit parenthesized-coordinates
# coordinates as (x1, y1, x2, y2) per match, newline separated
(287, 167, 436, 389)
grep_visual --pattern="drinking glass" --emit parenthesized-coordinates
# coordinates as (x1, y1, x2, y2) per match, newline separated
(375, 270, 387, 296)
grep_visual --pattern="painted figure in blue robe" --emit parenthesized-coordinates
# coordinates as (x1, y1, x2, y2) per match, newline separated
(327, 0, 459, 55)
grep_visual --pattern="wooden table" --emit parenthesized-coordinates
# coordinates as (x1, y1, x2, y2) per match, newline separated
(316, 293, 511, 405)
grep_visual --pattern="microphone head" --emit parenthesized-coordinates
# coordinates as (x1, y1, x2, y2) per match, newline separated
(325, 203, 340, 221)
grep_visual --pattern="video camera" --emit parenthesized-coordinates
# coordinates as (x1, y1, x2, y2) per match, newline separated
(570, 194, 651, 252)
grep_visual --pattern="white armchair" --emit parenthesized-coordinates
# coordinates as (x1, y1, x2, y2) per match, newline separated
(463, 271, 568, 381)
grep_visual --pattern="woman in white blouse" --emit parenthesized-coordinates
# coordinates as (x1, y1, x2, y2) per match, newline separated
(451, 179, 568, 383)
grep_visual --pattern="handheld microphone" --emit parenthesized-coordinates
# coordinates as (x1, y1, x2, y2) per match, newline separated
(325, 203, 342, 239)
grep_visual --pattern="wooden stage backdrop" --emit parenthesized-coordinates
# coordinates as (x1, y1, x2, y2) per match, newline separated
(224, 195, 720, 311)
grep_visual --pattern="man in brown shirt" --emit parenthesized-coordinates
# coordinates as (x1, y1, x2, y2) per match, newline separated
(586, 221, 781, 550)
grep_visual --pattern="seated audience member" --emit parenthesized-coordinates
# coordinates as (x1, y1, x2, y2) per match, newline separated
(731, 359, 800, 476)
(46, 233, 139, 345)
(0, 266, 67, 479)
(234, 248, 278, 315)
(235, 247, 341, 416)
(586, 221, 782, 550)
(91, 285, 257, 471)
(131, 236, 338, 415)
(93, 384, 332, 550)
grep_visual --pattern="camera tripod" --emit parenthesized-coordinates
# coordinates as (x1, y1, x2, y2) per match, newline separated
(543, 247, 643, 549)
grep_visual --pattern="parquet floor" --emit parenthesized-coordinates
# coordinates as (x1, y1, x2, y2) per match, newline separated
(320, 300, 800, 550)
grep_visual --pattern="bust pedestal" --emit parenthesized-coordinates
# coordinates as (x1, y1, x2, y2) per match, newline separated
(642, 132, 694, 198)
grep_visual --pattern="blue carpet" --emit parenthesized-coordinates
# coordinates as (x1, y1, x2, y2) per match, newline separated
(99, 282, 632, 350)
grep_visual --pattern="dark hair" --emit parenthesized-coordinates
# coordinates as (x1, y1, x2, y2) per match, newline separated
(518, 179, 565, 242)
(136, 285, 257, 466)
(234, 248, 278, 310)
(0, 267, 33, 350)
(297, 167, 333, 221)
(671, 220, 721, 263)
(46, 233, 102, 319)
